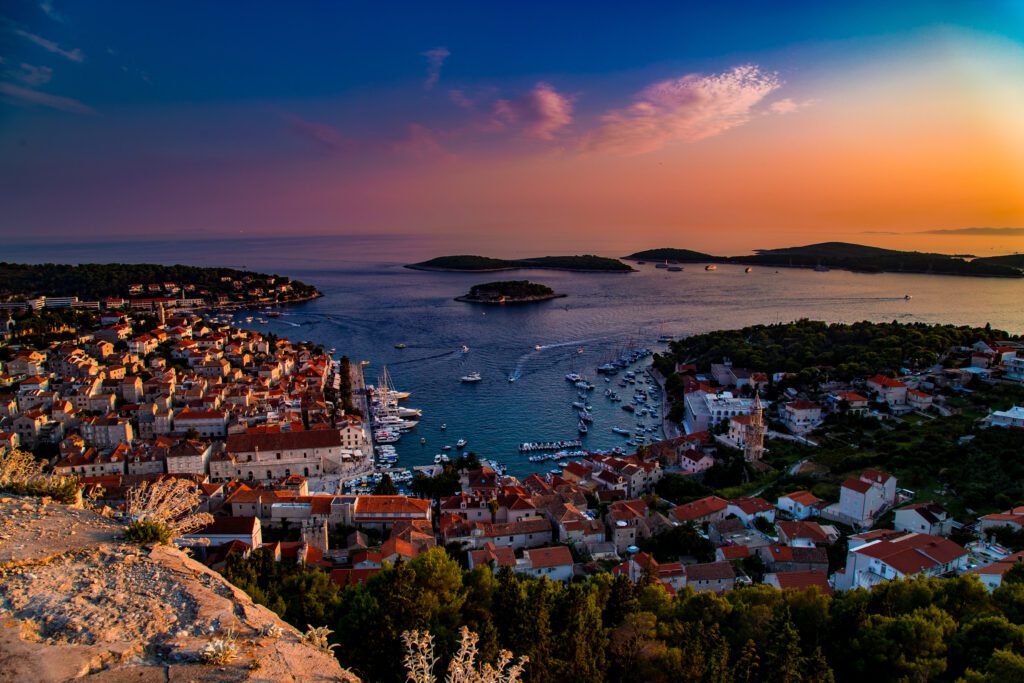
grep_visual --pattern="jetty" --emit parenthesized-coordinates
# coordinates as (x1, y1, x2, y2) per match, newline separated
(519, 440, 582, 453)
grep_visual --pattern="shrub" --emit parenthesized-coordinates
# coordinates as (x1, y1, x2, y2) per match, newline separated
(124, 519, 173, 545)
(302, 625, 338, 654)
(200, 629, 239, 665)
(124, 478, 212, 543)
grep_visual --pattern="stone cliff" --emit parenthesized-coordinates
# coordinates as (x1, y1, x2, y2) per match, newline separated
(0, 495, 358, 682)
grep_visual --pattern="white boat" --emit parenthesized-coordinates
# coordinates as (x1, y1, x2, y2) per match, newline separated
(434, 453, 450, 464)
(462, 345, 470, 353)
(460, 372, 482, 383)
(705, 265, 717, 271)
(612, 427, 631, 435)
(578, 421, 588, 434)
(565, 372, 583, 383)
(440, 423, 447, 431)
(456, 438, 467, 448)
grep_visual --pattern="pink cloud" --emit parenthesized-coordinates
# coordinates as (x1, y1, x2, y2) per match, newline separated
(488, 82, 573, 140)
(390, 123, 454, 160)
(768, 97, 818, 114)
(13, 28, 83, 62)
(286, 115, 355, 154)
(0, 81, 95, 113)
(581, 64, 781, 155)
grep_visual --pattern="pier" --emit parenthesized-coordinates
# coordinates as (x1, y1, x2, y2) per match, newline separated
(519, 440, 582, 453)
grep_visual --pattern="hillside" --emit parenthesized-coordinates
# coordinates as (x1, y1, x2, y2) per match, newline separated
(406, 254, 634, 272)
(973, 254, 1024, 271)
(0, 495, 357, 682)
(735, 242, 1023, 277)
(624, 248, 720, 262)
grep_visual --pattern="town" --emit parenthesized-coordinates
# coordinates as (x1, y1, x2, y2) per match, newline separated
(2, 298, 1022, 592)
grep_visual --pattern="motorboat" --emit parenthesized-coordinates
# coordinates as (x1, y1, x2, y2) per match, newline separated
(705, 265, 717, 271)
(460, 372, 482, 383)
(440, 423, 447, 431)
(456, 438, 467, 448)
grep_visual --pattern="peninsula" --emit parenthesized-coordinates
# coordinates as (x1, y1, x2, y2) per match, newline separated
(624, 242, 1024, 278)
(455, 280, 565, 304)
(0, 262, 322, 310)
(406, 254, 634, 273)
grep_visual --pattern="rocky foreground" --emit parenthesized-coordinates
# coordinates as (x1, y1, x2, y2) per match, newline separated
(0, 496, 358, 682)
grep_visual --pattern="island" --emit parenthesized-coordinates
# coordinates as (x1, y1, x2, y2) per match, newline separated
(455, 280, 566, 304)
(624, 242, 1024, 277)
(406, 254, 635, 273)
(0, 262, 322, 309)
(624, 248, 725, 263)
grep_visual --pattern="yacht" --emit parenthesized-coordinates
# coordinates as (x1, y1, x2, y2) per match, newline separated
(434, 453, 450, 464)
(440, 423, 447, 431)
(456, 438, 467, 448)
(578, 420, 588, 434)
(745, 267, 753, 273)
(460, 372, 482, 383)
(612, 427, 631, 435)
(667, 266, 683, 272)
(394, 343, 407, 349)
(462, 345, 470, 353)
(442, 445, 452, 451)
(535, 344, 543, 351)
(565, 372, 583, 383)
(705, 264, 717, 271)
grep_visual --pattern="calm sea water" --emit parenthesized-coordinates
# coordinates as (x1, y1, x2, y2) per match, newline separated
(7, 236, 1023, 477)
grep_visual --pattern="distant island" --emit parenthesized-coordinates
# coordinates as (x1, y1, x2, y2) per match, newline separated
(406, 254, 634, 273)
(0, 262, 322, 309)
(455, 280, 565, 304)
(624, 242, 1024, 278)
(626, 248, 727, 263)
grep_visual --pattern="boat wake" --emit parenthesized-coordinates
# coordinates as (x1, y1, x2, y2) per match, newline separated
(389, 349, 461, 366)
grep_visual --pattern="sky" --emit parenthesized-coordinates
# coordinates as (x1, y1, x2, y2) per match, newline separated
(1, 1, 1024, 257)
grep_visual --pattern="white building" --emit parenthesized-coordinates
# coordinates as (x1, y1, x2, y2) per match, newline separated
(211, 430, 348, 481)
(984, 406, 1024, 429)
(780, 400, 823, 434)
(894, 503, 953, 537)
(834, 531, 967, 591)
(823, 469, 896, 528)
(515, 546, 574, 582)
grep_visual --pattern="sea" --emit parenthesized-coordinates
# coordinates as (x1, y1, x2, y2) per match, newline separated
(7, 235, 1023, 479)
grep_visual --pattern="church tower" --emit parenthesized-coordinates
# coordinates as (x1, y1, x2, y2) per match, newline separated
(744, 393, 765, 462)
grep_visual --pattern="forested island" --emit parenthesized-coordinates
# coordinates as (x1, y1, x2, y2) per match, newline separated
(407, 254, 635, 273)
(0, 262, 321, 307)
(624, 242, 1024, 277)
(455, 280, 565, 304)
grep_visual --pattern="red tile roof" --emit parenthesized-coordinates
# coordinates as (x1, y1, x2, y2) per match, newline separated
(671, 495, 728, 523)
(526, 546, 573, 569)
(770, 570, 832, 592)
(853, 532, 966, 575)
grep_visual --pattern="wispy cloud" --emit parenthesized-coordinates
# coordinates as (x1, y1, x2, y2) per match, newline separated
(6, 62, 53, 86)
(390, 123, 454, 160)
(286, 115, 355, 154)
(921, 227, 1024, 236)
(0, 81, 95, 113)
(581, 64, 781, 155)
(421, 47, 450, 91)
(39, 1, 66, 22)
(768, 97, 817, 114)
(489, 82, 574, 140)
(13, 28, 83, 62)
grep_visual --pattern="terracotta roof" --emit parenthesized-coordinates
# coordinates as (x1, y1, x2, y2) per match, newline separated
(686, 561, 735, 581)
(671, 496, 728, 523)
(354, 495, 431, 516)
(867, 375, 906, 388)
(330, 568, 381, 587)
(719, 545, 750, 560)
(853, 532, 966, 575)
(482, 517, 551, 538)
(776, 521, 830, 544)
(729, 497, 774, 514)
(226, 430, 342, 452)
(781, 491, 821, 506)
(770, 570, 832, 592)
(861, 469, 893, 485)
(843, 477, 873, 494)
(785, 399, 820, 411)
(469, 542, 515, 568)
(191, 517, 257, 535)
(526, 546, 573, 569)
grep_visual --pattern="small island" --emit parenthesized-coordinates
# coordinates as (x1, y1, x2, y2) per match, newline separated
(407, 254, 635, 273)
(455, 280, 566, 304)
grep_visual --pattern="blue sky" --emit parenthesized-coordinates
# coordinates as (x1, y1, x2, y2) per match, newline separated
(2, 1, 1023, 254)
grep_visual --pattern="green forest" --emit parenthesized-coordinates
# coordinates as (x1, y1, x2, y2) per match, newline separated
(222, 546, 1024, 683)
(460, 281, 561, 302)
(652, 319, 1013, 379)
(0, 262, 320, 300)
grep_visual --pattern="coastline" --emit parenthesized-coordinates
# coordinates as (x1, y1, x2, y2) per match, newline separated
(623, 258, 1023, 279)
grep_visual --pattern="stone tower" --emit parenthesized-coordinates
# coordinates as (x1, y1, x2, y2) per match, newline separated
(744, 393, 765, 462)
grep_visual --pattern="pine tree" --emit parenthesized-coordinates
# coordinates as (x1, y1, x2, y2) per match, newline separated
(733, 639, 760, 683)
(763, 605, 803, 683)
(802, 646, 834, 683)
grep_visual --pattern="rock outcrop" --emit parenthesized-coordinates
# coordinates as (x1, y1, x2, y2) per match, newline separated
(0, 495, 358, 682)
